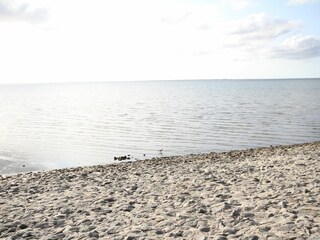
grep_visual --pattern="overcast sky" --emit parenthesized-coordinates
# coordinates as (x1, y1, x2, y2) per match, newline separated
(0, 0, 320, 83)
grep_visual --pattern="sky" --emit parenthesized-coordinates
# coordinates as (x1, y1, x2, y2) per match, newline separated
(0, 0, 320, 83)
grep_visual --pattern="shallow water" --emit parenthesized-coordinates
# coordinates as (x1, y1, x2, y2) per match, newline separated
(1, 79, 320, 174)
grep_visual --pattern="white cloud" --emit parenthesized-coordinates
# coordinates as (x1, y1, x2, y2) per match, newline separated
(0, 0, 48, 23)
(222, 0, 253, 10)
(227, 13, 302, 39)
(0, 0, 319, 83)
(287, 0, 320, 5)
(204, 12, 318, 64)
(272, 35, 320, 59)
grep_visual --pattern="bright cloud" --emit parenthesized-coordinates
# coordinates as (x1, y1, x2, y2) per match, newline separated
(227, 13, 302, 39)
(272, 35, 320, 59)
(0, 0, 319, 83)
(220, 13, 306, 61)
(0, 0, 48, 23)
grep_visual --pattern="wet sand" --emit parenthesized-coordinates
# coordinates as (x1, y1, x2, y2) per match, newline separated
(0, 142, 319, 239)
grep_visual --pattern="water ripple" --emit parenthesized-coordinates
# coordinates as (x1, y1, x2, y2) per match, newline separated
(0, 79, 320, 173)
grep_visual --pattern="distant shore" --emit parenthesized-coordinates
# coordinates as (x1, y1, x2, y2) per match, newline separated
(1, 142, 319, 239)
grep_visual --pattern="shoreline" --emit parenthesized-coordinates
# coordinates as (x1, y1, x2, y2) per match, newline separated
(1, 142, 319, 239)
(1, 141, 317, 177)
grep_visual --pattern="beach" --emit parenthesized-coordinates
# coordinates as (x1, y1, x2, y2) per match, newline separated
(0, 142, 319, 239)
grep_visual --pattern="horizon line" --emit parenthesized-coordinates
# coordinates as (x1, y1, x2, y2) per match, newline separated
(1, 77, 320, 85)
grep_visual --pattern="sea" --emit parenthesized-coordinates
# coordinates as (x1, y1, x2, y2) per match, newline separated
(1, 79, 320, 174)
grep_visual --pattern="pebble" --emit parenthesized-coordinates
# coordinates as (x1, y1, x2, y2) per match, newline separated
(126, 236, 137, 240)
(22, 231, 33, 238)
(215, 235, 227, 240)
(19, 223, 28, 229)
(53, 220, 65, 227)
(88, 230, 99, 238)
(199, 226, 210, 232)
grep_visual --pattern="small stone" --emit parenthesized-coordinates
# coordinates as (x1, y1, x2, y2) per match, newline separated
(22, 231, 33, 238)
(169, 230, 183, 237)
(216, 235, 227, 240)
(54, 214, 66, 219)
(89, 230, 99, 238)
(60, 207, 74, 215)
(199, 226, 210, 232)
(253, 178, 260, 182)
(53, 220, 65, 227)
(68, 226, 80, 232)
(166, 211, 175, 217)
(11, 187, 19, 193)
(126, 236, 137, 240)
(19, 223, 28, 229)
(232, 208, 241, 218)
(223, 202, 232, 210)
(259, 225, 271, 232)
(129, 201, 136, 205)
(103, 197, 115, 203)
(155, 229, 164, 235)
(198, 207, 207, 214)
(123, 205, 135, 212)
(91, 207, 102, 212)
(242, 212, 254, 218)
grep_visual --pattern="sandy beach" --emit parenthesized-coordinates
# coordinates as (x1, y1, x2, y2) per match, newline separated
(0, 142, 319, 239)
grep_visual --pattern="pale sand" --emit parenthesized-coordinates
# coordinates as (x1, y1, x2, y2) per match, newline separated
(0, 142, 319, 239)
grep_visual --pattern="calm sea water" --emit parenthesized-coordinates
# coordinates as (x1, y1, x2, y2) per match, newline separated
(0, 79, 320, 174)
